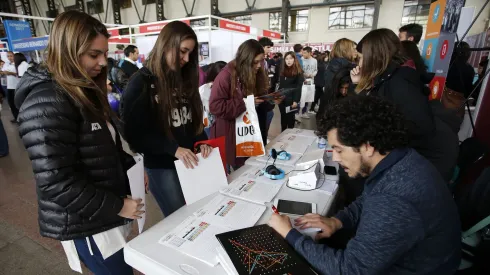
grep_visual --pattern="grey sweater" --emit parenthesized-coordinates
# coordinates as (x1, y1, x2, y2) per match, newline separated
(286, 148, 461, 275)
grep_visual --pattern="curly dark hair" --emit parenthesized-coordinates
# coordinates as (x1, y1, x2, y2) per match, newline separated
(316, 95, 409, 155)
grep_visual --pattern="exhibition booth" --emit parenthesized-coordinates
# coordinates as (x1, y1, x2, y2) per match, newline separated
(0, 13, 284, 67)
(108, 15, 285, 65)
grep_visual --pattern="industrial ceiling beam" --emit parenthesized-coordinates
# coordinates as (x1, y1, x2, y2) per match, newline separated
(76, 0, 84, 12)
(181, 0, 197, 17)
(156, 0, 165, 21)
(221, 0, 373, 17)
(211, 0, 220, 16)
(111, 0, 122, 24)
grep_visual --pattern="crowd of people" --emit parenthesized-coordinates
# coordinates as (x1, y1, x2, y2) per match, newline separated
(0, 10, 487, 275)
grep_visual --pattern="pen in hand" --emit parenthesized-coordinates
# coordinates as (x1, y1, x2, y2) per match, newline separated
(271, 205, 280, 214)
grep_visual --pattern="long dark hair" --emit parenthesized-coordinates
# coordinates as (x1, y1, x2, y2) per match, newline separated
(46, 10, 112, 120)
(356, 28, 407, 92)
(205, 61, 226, 83)
(331, 69, 352, 99)
(14, 53, 27, 76)
(145, 21, 203, 138)
(280, 51, 302, 78)
(230, 39, 268, 97)
(400, 40, 426, 74)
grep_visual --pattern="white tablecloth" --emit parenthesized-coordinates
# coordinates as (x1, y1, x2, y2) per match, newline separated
(124, 129, 337, 275)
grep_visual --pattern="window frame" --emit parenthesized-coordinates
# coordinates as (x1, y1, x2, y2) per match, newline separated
(401, 0, 431, 26)
(328, 4, 374, 30)
(225, 14, 252, 26)
(269, 9, 309, 32)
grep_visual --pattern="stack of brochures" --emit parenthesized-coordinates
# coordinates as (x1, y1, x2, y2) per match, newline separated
(158, 167, 286, 267)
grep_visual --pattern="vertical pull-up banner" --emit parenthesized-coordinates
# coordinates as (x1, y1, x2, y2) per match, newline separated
(422, 0, 466, 100)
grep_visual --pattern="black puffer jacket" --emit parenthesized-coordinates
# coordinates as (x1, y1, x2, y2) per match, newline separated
(368, 62, 459, 181)
(15, 66, 134, 241)
(324, 57, 356, 92)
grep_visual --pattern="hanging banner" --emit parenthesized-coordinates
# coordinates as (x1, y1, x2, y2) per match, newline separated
(107, 29, 131, 44)
(425, 0, 446, 40)
(422, 0, 466, 100)
(271, 43, 334, 53)
(4, 20, 33, 50)
(139, 20, 191, 34)
(11, 36, 49, 52)
(262, 30, 281, 40)
(219, 19, 250, 34)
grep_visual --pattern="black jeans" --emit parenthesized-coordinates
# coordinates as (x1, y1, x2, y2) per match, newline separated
(7, 89, 18, 120)
(279, 103, 295, 132)
(310, 85, 324, 112)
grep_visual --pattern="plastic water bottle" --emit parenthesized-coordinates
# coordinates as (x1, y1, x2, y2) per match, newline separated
(318, 137, 327, 149)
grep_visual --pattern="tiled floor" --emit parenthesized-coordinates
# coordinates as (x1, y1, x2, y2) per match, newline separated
(0, 101, 316, 275)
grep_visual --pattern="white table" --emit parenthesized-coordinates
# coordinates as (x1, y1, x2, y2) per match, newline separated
(124, 129, 337, 275)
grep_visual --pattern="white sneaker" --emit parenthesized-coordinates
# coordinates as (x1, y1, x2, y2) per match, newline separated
(295, 114, 300, 120)
(301, 113, 310, 119)
(308, 111, 316, 115)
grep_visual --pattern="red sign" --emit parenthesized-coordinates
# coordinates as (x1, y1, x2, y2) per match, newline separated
(440, 39, 449, 59)
(429, 76, 446, 100)
(263, 30, 281, 39)
(107, 28, 130, 44)
(139, 20, 190, 34)
(219, 19, 250, 34)
(271, 43, 334, 53)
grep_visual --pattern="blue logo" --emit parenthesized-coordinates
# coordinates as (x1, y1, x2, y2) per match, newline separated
(432, 4, 440, 22)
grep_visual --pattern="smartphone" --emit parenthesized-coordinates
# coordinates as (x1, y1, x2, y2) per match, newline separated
(274, 199, 316, 216)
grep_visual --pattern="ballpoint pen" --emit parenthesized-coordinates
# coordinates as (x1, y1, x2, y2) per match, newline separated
(271, 205, 280, 214)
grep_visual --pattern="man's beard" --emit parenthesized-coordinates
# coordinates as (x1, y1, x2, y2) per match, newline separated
(352, 158, 370, 179)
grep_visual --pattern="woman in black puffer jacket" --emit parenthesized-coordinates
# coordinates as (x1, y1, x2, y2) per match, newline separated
(351, 29, 459, 182)
(15, 11, 142, 274)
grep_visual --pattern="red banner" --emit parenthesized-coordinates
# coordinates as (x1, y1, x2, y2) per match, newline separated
(219, 19, 250, 33)
(107, 28, 130, 44)
(271, 42, 334, 53)
(263, 30, 281, 39)
(139, 20, 190, 34)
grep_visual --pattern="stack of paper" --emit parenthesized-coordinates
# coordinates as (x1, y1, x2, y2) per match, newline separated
(286, 128, 318, 138)
(270, 134, 316, 154)
(126, 155, 146, 234)
(193, 195, 266, 230)
(159, 216, 231, 266)
(220, 177, 283, 205)
(216, 246, 238, 275)
(159, 194, 267, 267)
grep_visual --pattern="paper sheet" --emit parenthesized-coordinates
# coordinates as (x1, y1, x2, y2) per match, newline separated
(220, 177, 283, 205)
(216, 246, 238, 275)
(175, 148, 228, 205)
(159, 216, 231, 266)
(216, 246, 239, 275)
(286, 128, 318, 138)
(193, 194, 266, 230)
(127, 155, 146, 234)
